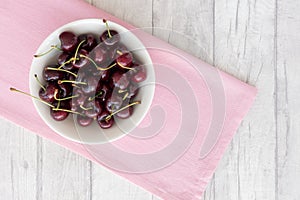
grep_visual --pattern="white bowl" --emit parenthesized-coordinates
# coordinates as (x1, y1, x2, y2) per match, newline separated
(29, 19, 155, 144)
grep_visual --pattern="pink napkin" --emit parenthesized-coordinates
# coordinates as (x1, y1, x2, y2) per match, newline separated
(0, 0, 257, 199)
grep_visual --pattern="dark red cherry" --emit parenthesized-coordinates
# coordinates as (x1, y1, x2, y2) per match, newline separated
(76, 93, 88, 106)
(131, 65, 147, 83)
(91, 45, 108, 65)
(59, 31, 78, 53)
(81, 76, 98, 94)
(109, 44, 128, 60)
(43, 65, 65, 81)
(93, 68, 111, 81)
(59, 83, 72, 98)
(127, 84, 139, 99)
(73, 49, 89, 69)
(97, 84, 111, 102)
(78, 34, 98, 52)
(50, 109, 69, 121)
(77, 115, 93, 127)
(106, 95, 123, 112)
(85, 100, 102, 118)
(58, 52, 69, 65)
(50, 101, 70, 121)
(100, 30, 120, 46)
(97, 110, 114, 129)
(71, 99, 80, 112)
(58, 52, 74, 71)
(116, 52, 133, 68)
(112, 71, 129, 90)
(116, 106, 133, 119)
(39, 82, 57, 103)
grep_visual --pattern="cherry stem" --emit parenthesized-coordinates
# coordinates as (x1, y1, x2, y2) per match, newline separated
(103, 19, 112, 38)
(105, 101, 141, 121)
(79, 104, 92, 111)
(116, 50, 123, 55)
(79, 54, 116, 71)
(34, 45, 61, 58)
(72, 84, 81, 88)
(52, 107, 84, 116)
(46, 67, 77, 78)
(9, 87, 54, 108)
(122, 92, 129, 100)
(53, 89, 79, 101)
(58, 57, 77, 69)
(88, 91, 103, 101)
(118, 89, 127, 93)
(34, 74, 46, 91)
(56, 100, 61, 109)
(73, 40, 86, 64)
(117, 62, 134, 70)
(58, 80, 87, 85)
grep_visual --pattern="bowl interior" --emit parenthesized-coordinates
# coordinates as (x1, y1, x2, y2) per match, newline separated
(29, 19, 155, 144)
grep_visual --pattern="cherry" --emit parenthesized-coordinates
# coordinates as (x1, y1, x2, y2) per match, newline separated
(97, 110, 114, 129)
(127, 84, 139, 99)
(100, 30, 120, 46)
(77, 115, 93, 127)
(39, 82, 57, 103)
(116, 106, 133, 119)
(50, 108, 69, 121)
(58, 83, 72, 98)
(76, 93, 88, 106)
(96, 83, 111, 102)
(91, 45, 108, 65)
(81, 76, 98, 94)
(78, 34, 98, 52)
(59, 31, 78, 52)
(93, 69, 111, 81)
(58, 52, 74, 71)
(109, 44, 128, 60)
(112, 71, 129, 90)
(50, 101, 71, 121)
(131, 65, 147, 83)
(73, 49, 89, 69)
(116, 52, 133, 69)
(58, 52, 70, 65)
(85, 100, 102, 118)
(106, 94, 123, 112)
(43, 65, 65, 81)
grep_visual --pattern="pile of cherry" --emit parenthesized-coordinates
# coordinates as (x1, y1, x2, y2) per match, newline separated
(12, 20, 146, 129)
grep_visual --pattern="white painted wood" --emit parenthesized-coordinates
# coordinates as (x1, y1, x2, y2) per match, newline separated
(204, 0, 277, 200)
(1, 0, 300, 199)
(39, 139, 91, 200)
(277, 0, 300, 199)
(0, 118, 37, 200)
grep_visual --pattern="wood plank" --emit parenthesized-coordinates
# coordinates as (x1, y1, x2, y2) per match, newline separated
(40, 140, 91, 199)
(0, 118, 37, 200)
(91, 165, 153, 200)
(92, 0, 153, 33)
(152, 0, 214, 62)
(204, 0, 277, 199)
(277, 0, 300, 199)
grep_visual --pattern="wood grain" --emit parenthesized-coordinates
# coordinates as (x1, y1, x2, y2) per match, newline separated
(1, 0, 300, 199)
(204, 0, 277, 199)
(0, 118, 37, 200)
(277, 0, 300, 199)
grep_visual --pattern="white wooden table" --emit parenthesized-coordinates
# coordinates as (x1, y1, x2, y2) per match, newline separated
(1, 0, 299, 199)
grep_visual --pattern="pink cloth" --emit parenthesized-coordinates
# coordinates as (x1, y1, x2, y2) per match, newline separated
(0, 0, 257, 199)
